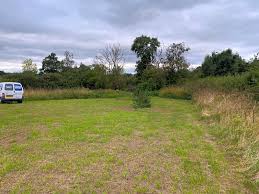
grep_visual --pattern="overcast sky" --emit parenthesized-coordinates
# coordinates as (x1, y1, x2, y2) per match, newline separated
(0, 0, 258, 73)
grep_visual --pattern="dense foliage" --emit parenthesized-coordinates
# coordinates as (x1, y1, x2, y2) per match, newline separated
(131, 35, 160, 77)
(201, 49, 248, 76)
(0, 64, 135, 90)
(41, 53, 64, 73)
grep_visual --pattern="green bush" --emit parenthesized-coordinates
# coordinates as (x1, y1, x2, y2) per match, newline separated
(184, 72, 259, 101)
(141, 67, 166, 91)
(132, 84, 151, 108)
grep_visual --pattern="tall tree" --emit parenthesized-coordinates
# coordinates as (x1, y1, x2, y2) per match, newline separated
(95, 44, 125, 89)
(62, 51, 75, 70)
(22, 59, 38, 73)
(201, 54, 216, 77)
(163, 43, 190, 72)
(41, 53, 63, 74)
(161, 43, 190, 85)
(95, 43, 124, 74)
(131, 35, 160, 76)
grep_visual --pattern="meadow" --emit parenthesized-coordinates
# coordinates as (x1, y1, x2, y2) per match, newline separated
(0, 97, 253, 193)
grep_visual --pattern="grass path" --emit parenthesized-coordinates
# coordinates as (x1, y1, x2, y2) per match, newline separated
(0, 98, 249, 193)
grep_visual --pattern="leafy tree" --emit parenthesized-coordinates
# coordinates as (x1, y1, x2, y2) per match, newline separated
(201, 54, 216, 76)
(22, 59, 38, 73)
(163, 43, 190, 72)
(162, 43, 190, 84)
(41, 53, 63, 74)
(201, 49, 247, 76)
(131, 35, 160, 76)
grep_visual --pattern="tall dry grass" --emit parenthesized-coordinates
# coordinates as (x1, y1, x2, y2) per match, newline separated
(159, 86, 192, 100)
(194, 89, 257, 125)
(24, 88, 130, 101)
(193, 89, 259, 187)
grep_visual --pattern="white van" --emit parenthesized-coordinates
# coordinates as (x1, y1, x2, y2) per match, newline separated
(0, 82, 24, 103)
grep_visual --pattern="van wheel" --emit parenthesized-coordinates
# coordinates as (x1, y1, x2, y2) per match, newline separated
(17, 100, 23, 104)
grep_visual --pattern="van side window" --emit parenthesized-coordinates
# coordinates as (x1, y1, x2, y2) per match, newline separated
(0, 84, 2, 91)
(5, 84, 13, 91)
(14, 84, 23, 91)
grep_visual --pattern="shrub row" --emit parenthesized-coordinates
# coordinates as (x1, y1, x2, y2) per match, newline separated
(185, 73, 259, 101)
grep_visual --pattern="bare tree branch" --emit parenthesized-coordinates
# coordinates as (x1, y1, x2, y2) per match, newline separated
(95, 44, 125, 73)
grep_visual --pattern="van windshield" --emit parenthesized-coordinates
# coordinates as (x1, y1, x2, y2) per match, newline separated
(5, 84, 13, 91)
(14, 84, 23, 91)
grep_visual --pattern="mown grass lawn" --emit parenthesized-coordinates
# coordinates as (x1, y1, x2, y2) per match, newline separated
(0, 98, 248, 193)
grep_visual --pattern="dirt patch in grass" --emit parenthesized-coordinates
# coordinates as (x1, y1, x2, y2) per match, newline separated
(117, 105, 134, 112)
(0, 130, 28, 148)
(101, 131, 180, 193)
(0, 164, 77, 193)
(0, 124, 52, 148)
(0, 143, 90, 193)
(0, 130, 177, 193)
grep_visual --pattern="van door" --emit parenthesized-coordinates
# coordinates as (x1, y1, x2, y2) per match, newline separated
(14, 84, 23, 99)
(4, 84, 15, 99)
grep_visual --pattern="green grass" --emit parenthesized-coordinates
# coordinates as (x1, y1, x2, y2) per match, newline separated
(0, 97, 251, 193)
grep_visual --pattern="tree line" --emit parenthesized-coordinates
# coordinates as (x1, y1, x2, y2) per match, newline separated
(0, 35, 258, 90)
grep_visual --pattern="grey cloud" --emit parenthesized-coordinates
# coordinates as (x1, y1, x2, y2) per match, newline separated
(0, 0, 259, 72)
(0, 0, 68, 34)
(77, 0, 214, 28)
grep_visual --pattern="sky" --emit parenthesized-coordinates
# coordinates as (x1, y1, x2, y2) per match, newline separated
(0, 0, 258, 73)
